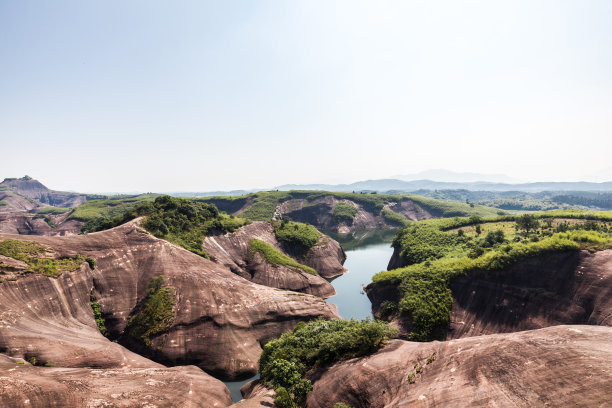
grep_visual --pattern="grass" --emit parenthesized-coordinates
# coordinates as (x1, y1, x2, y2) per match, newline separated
(127, 275, 175, 347)
(249, 239, 317, 275)
(372, 211, 612, 341)
(37, 206, 70, 215)
(260, 318, 397, 406)
(0, 239, 86, 278)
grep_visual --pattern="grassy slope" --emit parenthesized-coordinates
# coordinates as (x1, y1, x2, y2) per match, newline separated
(249, 239, 317, 275)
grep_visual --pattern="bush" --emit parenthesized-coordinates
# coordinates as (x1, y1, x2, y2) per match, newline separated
(333, 202, 358, 224)
(381, 209, 409, 227)
(127, 275, 175, 347)
(260, 318, 397, 406)
(90, 294, 107, 336)
(274, 221, 320, 254)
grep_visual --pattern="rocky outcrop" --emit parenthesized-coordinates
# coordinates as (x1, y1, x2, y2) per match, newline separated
(1, 177, 88, 208)
(448, 249, 612, 339)
(0, 220, 339, 381)
(203, 221, 346, 298)
(370, 249, 612, 340)
(0, 354, 231, 408)
(229, 381, 275, 407)
(307, 325, 612, 407)
(0, 212, 81, 236)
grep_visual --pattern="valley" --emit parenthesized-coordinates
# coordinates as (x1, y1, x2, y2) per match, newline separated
(0, 177, 611, 407)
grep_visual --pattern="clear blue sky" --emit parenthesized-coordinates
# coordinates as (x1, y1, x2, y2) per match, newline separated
(1, 1, 611, 192)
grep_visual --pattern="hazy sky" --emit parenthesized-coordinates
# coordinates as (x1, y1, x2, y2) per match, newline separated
(1, 1, 611, 192)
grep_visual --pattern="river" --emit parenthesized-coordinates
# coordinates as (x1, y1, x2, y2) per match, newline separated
(224, 229, 395, 402)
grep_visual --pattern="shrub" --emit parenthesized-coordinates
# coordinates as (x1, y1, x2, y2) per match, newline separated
(90, 294, 107, 336)
(260, 318, 397, 406)
(333, 202, 358, 224)
(274, 221, 320, 254)
(381, 209, 409, 227)
(127, 276, 175, 347)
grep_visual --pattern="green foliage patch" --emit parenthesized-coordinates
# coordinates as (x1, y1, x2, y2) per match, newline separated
(332, 202, 358, 224)
(0, 239, 86, 278)
(260, 318, 398, 406)
(80, 195, 248, 258)
(248, 239, 317, 275)
(37, 206, 70, 215)
(0, 200, 8, 207)
(274, 220, 320, 254)
(381, 208, 409, 226)
(90, 294, 107, 336)
(127, 275, 175, 347)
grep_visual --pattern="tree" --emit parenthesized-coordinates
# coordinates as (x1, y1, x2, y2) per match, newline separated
(516, 214, 539, 234)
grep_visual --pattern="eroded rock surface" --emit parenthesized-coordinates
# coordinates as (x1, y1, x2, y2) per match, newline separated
(203, 221, 346, 298)
(0, 220, 339, 381)
(307, 325, 612, 407)
(0, 212, 81, 236)
(448, 249, 612, 339)
(0, 354, 231, 408)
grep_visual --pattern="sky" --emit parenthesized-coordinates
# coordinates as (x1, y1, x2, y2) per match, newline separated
(1, 0, 611, 193)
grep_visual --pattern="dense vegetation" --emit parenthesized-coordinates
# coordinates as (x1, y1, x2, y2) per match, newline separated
(76, 195, 248, 258)
(0, 239, 88, 278)
(248, 239, 317, 275)
(127, 275, 175, 347)
(259, 318, 398, 407)
(332, 202, 357, 224)
(372, 211, 612, 341)
(274, 219, 320, 254)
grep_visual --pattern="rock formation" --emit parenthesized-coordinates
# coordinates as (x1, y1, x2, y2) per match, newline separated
(369, 249, 612, 340)
(1, 176, 88, 208)
(307, 325, 612, 407)
(203, 221, 346, 298)
(0, 220, 339, 382)
(0, 354, 232, 408)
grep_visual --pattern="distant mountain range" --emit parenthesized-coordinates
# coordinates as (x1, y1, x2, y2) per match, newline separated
(273, 179, 612, 194)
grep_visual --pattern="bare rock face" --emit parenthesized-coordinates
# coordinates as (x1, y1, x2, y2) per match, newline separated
(307, 325, 612, 407)
(0, 354, 231, 408)
(448, 249, 612, 339)
(203, 221, 346, 298)
(229, 381, 275, 407)
(0, 221, 339, 381)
